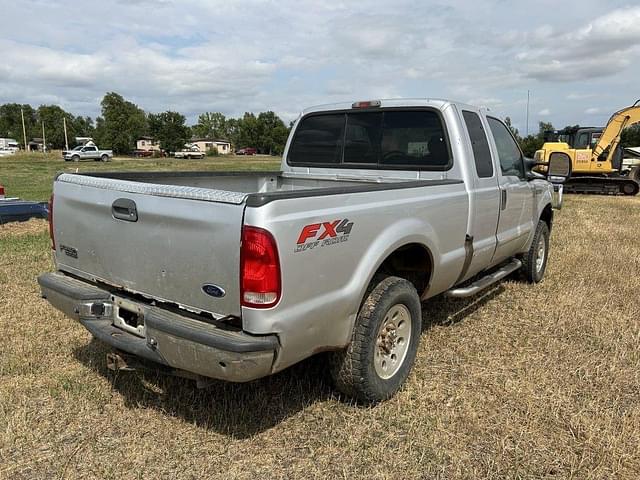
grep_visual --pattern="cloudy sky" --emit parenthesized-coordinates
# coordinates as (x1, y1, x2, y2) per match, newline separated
(1, 0, 639, 131)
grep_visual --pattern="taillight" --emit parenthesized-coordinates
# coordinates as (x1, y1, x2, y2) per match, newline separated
(48, 194, 55, 250)
(240, 226, 281, 308)
(0, 185, 5, 199)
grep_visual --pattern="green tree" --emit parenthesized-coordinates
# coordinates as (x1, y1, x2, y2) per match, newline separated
(504, 117, 520, 141)
(36, 105, 75, 149)
(72, 116, 95, 139)
(225, 117, 241, 148)
(93, 92, 147, 154)
(149, 111, 189, 153)
(621, 124, 640, 148)
(192, 112, 228, 139)
(256, 111, 289, 155)
(0, 103, 37, 148)
(518, 121, 555, 158)
(237, 112, 260, 149)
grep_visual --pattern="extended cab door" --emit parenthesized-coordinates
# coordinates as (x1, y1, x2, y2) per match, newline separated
(486, 116, 534, 264)
(459, 109, 501, 280)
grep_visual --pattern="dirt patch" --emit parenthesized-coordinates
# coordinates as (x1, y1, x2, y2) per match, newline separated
(0, 218, 48, 238)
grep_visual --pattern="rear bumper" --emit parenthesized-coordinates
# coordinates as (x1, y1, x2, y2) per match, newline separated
(38, 272, 278, 382)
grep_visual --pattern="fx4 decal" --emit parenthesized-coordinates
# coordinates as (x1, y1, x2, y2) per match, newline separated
(295, 219, 354, 252)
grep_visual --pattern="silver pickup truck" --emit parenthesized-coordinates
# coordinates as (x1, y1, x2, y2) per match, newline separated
(63, 144, 113, 162)
(39, 98, 570, 402)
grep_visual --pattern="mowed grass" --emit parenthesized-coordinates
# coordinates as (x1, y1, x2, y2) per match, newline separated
(1, 176, 640, 477)
(0, 152, 282, 201)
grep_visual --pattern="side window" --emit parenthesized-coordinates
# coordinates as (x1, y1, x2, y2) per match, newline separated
(288, 114, 345, 164)
(487, 117, 525, 180)
(576, 132, 590, 149)
(462, 110, 493, 178)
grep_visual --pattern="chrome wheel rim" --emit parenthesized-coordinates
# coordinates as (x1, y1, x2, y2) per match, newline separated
(535, 235, 546, 274)
(374, 304, 411, 379)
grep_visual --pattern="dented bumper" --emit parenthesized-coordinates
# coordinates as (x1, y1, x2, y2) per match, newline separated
(38, 272, 279, 383)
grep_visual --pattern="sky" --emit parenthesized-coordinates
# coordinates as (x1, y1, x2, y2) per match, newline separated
(1, 0, 639, 132)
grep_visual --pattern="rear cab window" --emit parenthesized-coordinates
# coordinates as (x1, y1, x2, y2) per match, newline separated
(288, 109, 451, 170)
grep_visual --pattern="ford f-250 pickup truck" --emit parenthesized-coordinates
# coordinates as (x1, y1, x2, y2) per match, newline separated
(63, 143, 113, 162)
(38, 98, 570, 402)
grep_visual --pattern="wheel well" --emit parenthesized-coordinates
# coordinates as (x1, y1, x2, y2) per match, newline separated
(374, 243, 432, 297)
(541, 204, 553, 231)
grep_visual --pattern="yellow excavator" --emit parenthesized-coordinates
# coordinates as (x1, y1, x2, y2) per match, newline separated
(534, 100, 640, 195)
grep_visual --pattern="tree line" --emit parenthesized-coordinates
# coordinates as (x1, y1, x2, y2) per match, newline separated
(0, 92, 290, 155)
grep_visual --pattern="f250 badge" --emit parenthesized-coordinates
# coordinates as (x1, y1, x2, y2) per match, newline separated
(294, 219, 354, 253)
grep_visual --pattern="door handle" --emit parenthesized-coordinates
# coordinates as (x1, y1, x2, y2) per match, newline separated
(112, 198, 138, 222)
(501, 189, 507, 210)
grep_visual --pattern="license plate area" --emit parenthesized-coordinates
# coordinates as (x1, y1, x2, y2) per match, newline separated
(112, 296, 146, 338)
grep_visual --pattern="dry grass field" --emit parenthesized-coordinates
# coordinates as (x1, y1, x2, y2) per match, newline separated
(1, 157, 639, 478)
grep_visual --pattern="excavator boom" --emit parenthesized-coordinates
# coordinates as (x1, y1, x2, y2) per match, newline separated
(593, 100, 640, 164)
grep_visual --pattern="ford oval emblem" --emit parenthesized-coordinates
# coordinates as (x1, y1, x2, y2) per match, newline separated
(202, 284, 226, 298)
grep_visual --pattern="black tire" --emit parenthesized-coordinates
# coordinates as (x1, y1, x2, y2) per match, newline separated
(101, 154, 109, 162)
(521, 220, 550, 283)
(72, 155, 80, 162)
(630, 167, 640, 184)
(329, 276, 422, 403)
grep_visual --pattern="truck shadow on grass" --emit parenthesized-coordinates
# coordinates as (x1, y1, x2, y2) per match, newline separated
(71, 286, 503, 438)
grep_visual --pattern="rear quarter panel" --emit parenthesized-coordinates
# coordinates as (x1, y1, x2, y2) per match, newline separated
(242, 183, 469, 371)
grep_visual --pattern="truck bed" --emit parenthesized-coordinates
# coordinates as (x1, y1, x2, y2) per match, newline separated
(58, 171, 458, 206)
(52, 170, 462, 318)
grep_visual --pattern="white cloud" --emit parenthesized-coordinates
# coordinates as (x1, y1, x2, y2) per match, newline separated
(585, 107, 601, 115)
(514, 6, 640, 82)
(0, 0, 639, 131)
(538, 108, 551, 115)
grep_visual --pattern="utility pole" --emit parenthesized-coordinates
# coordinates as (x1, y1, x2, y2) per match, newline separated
(63, 116, 69, 150)
(20, 107, 28, 152)
(526, 90, 530, 137)
(42, 121, 46, 154)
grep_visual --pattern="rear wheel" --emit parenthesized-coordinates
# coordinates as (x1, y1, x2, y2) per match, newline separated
(72, 155, 80, 162)
(329, 276, 422, 403)
(521, 220, 549, 283)
(101, 154, 109, 162)
(621, 179, 639, 196)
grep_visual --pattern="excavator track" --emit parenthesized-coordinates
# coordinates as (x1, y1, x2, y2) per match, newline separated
(564, 176, 639, 196)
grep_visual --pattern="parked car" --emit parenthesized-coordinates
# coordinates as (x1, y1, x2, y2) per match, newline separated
(132, 149, 154, 158)
(38, 98, 570, 402)
(174, 145, 205, 159)
(63, 143, 113, 162)
(0, 138, 19, 153)
(0, 148, 16, 157)
(236, 147, 257, 155)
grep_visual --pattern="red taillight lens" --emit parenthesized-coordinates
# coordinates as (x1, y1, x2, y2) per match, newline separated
(240, 226, 281, 308)
(48, 194, 55, 250)
(0, 185, 5, 198)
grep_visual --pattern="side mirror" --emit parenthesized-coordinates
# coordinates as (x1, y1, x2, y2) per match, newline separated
(547, 152, 572, 184)
(546, 152, 572, 210)
(524, 158, 545, 181)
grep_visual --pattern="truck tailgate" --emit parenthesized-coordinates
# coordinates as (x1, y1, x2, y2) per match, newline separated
(52, 174, 245, 317)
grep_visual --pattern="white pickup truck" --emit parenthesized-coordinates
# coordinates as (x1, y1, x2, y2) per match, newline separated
(38, 98, 570, 402)
(63, 144, 113, 162)
(174, 145, 205, 159)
